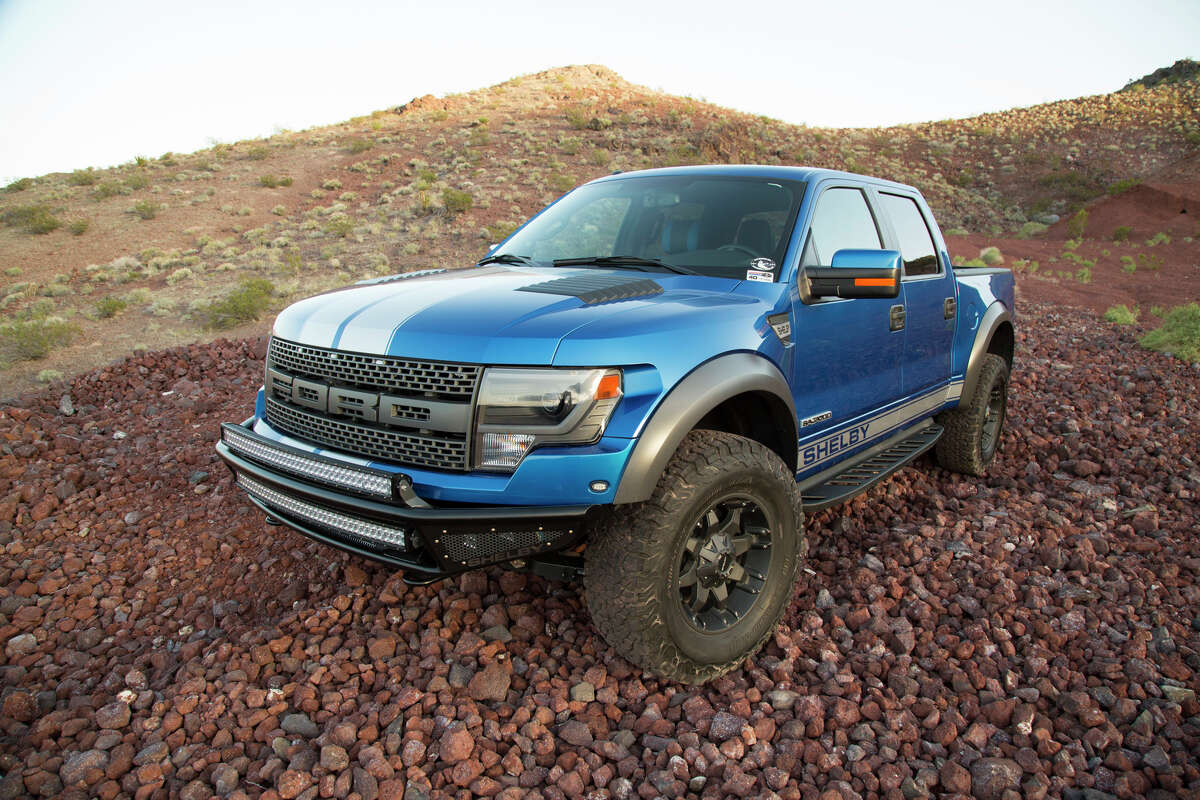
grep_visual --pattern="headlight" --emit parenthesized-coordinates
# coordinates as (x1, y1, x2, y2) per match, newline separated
(474, 368, 622, 470)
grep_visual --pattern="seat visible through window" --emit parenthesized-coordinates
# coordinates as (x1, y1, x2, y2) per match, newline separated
(736, 219, 773, 256)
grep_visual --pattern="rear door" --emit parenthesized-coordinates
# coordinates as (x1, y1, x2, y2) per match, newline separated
(875, 191, 955, 395)
(789, 183, 903, 465)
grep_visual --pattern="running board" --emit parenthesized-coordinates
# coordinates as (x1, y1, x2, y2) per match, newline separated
(800, 423, 943, 512)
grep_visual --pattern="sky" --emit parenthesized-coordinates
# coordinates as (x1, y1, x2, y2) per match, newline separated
(0, 0, 1196, 183)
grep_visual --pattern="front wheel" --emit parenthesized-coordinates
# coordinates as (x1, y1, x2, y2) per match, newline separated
(584, 430, 805, 684)
(935, 353, 1009, 476)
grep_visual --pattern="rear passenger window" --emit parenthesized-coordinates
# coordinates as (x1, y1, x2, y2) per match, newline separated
(880, 193, 939, 276)
(802, 188, 882, 267)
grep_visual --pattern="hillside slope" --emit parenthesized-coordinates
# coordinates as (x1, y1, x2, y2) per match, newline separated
(1, 64, 1198, 396)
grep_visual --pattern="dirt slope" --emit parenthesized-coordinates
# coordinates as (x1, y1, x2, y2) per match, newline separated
(1, 64, 1198, 397)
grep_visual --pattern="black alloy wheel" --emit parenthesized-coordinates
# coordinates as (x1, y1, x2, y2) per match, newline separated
(676, 496, 773, 632)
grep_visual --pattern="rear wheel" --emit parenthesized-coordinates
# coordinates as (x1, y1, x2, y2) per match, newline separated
(584, 430, 805, 683)
(935, 353, 1009, 476)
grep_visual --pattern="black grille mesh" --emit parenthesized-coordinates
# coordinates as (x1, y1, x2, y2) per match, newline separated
(439, 528, 572, 564)
(268, 337, 480, 399)
(265, 397, 467, 470)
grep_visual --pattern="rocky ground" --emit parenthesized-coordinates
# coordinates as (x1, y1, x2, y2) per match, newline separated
(0, 302, 1197, 800)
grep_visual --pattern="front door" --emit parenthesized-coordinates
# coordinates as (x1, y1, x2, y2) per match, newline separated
(789, 185, 904, 473)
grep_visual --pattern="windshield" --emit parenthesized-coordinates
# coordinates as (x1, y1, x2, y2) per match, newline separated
(491, 175, 806, 281)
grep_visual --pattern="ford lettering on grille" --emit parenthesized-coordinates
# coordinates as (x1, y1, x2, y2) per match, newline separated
(263, 338, 478, 470)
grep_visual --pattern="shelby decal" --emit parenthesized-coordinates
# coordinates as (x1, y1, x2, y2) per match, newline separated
(800, 410, 832, 428)
(801, 423, 869, 467)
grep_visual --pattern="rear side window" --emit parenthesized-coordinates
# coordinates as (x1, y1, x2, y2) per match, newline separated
(802, 188, 882, 267)
(880, 193, 939, 276)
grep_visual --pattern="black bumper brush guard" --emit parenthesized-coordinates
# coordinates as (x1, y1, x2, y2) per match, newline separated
(216, 421, 594, 584)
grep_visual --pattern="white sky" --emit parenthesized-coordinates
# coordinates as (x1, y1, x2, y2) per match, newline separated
(0, 0, 1196, 183)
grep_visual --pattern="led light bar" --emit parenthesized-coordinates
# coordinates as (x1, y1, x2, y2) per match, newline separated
(237, 474, 407, 548)
(222, 426, 393, 499)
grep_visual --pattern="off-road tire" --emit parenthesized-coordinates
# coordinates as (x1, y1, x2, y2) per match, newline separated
(584, 430, 805, 684)
(935, 353, 1009, 476)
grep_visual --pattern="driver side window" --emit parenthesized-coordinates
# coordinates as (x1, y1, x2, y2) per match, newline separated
(801, 187, 883, 267)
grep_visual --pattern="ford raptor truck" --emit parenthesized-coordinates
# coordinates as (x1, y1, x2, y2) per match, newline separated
(216, 166, 1014, 683)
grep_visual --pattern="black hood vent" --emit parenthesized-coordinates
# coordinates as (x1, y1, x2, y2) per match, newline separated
(517, 274, 664, 305)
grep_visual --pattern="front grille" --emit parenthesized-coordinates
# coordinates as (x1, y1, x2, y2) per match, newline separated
(266, 397, 468, 470)
(268, 338, 480, 399)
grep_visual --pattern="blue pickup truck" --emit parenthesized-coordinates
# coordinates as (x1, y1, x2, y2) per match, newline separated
(217, 165, 1014, 682)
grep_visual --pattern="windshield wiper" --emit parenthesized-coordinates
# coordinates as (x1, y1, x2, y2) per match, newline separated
(552, 256, 699, 275)
(477, 253, 535, 267)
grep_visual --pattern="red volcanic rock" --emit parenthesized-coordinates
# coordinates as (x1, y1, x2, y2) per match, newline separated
(0, 304, 1197, 800)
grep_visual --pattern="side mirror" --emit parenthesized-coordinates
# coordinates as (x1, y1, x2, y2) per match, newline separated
(800, 249, 902, 303)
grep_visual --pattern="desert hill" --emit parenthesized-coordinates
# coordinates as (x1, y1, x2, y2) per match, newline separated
(1, 63, 1198, 396)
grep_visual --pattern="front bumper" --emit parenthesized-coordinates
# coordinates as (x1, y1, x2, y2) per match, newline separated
(216, 421, 597, 582)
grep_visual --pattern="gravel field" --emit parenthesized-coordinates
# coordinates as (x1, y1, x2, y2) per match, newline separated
(0, 301, 1197, 800)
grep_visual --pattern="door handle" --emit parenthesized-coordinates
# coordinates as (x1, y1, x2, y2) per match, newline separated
(889, 304, 906, 331)
(944, 297, 957, 319)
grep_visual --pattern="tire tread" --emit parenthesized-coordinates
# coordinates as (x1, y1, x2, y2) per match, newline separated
(584, 430, 805, 684)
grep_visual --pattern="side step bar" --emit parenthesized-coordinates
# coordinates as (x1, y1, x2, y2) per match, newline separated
(800, 423, 943, 513)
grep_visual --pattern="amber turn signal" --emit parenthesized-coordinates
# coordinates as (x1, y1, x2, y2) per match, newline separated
(595, 373, 622, 400)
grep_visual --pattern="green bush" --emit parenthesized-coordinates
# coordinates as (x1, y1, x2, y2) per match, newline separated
(259, 174, 294, 188)
(204, 278, 275, 330)
(485, 222, 518, 242)
(1107, 178, 1140, 196)
(441, 188, 473, 215)
(1145, 231, 1170, 247)
(4, 178, 32, 192)
(1066, 209, 1089, 239)
(344, 138, 374, 154)
(91, 181, 128, 200)
(125, 173, 150, 190)
(978, 246, 1004, 266)
(67, 169, 97, 186)
(1140, 303, 1200, 362)
(565, 107, 590, 130)
(1038, 170, 1105, 205)
(246, 145, 270, 160)
(132, 199, 158, 220)
(549, 173, 575, 193)
(324, 216, 354, 237)
(1112, 226, 1132, 242)
(0, 317, 78, 362)
(95, 296, 128, 318)
(1104, 304, 1138, 325)
(69, 219, 89, 235)
(2, 204, 61, 234)
(1017, 221, 1048, 239)
(1120, 255, 1136, 273)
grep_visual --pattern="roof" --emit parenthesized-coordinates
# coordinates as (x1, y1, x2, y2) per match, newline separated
(588, 164, 921, 194)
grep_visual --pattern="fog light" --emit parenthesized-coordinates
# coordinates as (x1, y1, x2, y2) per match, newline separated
(589, 480, 609, 493)
(478, 433, 535, 469)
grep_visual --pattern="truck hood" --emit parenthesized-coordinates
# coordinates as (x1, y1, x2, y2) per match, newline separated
(271, 266, 782, 366)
